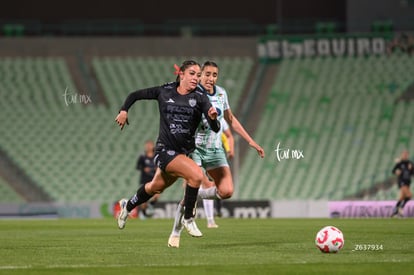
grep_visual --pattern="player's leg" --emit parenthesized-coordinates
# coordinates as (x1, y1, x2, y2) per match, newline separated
(165, 154, 204, 237)
(398, 185, 412, 216)
(197, 151, 232, 226)
(198, 166, 233, 200)
(198, 166, 232, 228)
(391, 182, 405, 217)
(203, 199, 218, 228)
(168, 175, 214, 248)
(118, 168, 177, 229)
(168, 153, 203, 247)
(201, 173, 219, 228)
(168, 198, 185, 248)
(198, 149, 232, 200)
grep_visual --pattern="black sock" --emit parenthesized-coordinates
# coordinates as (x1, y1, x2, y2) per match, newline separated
(400, 197, 411, 208)
(150, 200, 156, 206)
(392, 200, 403, 215)
(127, 185, 153, 212)
(184, 185, 199, 219)
(396, 200, 402, 208)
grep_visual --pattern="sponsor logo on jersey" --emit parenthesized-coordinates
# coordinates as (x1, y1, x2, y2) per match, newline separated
(216, 107, 222, 116)
(166, 98, 175, 103)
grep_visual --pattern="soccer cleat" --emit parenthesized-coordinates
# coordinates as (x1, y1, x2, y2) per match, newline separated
(117, 198, 129, 229)
(167, 234, 181, 248)
(398, 207, 404, 217)
(182, 218, 203, 237)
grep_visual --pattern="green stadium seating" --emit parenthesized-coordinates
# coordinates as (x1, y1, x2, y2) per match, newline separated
(238, 54, 414, 200)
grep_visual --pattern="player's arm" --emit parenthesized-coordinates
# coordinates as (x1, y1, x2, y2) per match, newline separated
(224, 109, 265, 158)
(207, 107, 220, 133)
(392, 163, 401, 176)
(115, 87, 160, 130)
(201, 95, 220, 133)
(394, 169, 402, 176)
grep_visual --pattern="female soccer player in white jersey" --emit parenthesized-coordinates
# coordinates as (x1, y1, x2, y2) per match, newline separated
(168, 61, 265, 248)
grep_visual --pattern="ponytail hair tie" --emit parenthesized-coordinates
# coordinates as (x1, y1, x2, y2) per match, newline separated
(173, 64, 181, 75)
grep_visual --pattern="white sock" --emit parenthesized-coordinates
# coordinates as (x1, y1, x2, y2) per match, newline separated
(203, 199, 215, 223)
(198, 187, 220, 200)
(171, 202, 184, 236)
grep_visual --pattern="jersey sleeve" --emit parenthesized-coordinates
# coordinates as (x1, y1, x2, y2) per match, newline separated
(222, 89, 230, 111)
(221, 118, 229, 131)
(199, 93, 221, 133)
(120, 86, 161, 112)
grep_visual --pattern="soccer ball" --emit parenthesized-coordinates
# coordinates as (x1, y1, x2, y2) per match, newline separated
(315, 225, 344, 253)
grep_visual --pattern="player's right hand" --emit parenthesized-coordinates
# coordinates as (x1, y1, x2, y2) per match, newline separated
(115, 110, 129, 130)
(249, 141, 265, 158)
(208, 106, 218, 120)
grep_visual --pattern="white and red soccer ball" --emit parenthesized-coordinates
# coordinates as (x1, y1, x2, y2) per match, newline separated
(315, 226, 344, 253)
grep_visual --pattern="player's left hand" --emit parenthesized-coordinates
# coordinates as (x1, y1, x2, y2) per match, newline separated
(208, 106, 218, 120)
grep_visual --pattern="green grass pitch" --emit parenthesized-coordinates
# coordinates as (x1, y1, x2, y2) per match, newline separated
(0, 218, 413, 274)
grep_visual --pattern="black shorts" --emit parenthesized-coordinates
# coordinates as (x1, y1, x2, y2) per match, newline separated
(398, 181, 411, 188)
(154, 147, 180, 173)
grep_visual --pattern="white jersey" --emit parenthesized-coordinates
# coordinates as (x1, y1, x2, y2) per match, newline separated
(195, 84, 230, 149)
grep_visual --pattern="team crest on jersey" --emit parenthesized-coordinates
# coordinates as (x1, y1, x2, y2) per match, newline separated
(188, 98, 197, 107)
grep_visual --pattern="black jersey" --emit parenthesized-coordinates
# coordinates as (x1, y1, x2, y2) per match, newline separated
(392, 160, 414, 184)
(136, 154, 156, 185)
(120, 82, 220, 155)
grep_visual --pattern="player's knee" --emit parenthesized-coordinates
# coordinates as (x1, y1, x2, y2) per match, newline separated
(146, 180, 165, 194)
(186, 171, 204, 188)
(218, 187, 233, 199)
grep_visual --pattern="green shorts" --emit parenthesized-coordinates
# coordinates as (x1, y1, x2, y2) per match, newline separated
(190, 147, 229, 171)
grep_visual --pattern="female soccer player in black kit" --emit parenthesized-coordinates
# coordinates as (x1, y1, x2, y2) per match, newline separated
(115, 60, 220, 236)
(391, 149, 413, 217)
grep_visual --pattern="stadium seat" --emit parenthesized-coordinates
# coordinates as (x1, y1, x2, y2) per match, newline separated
(237, 54, 414, 200)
